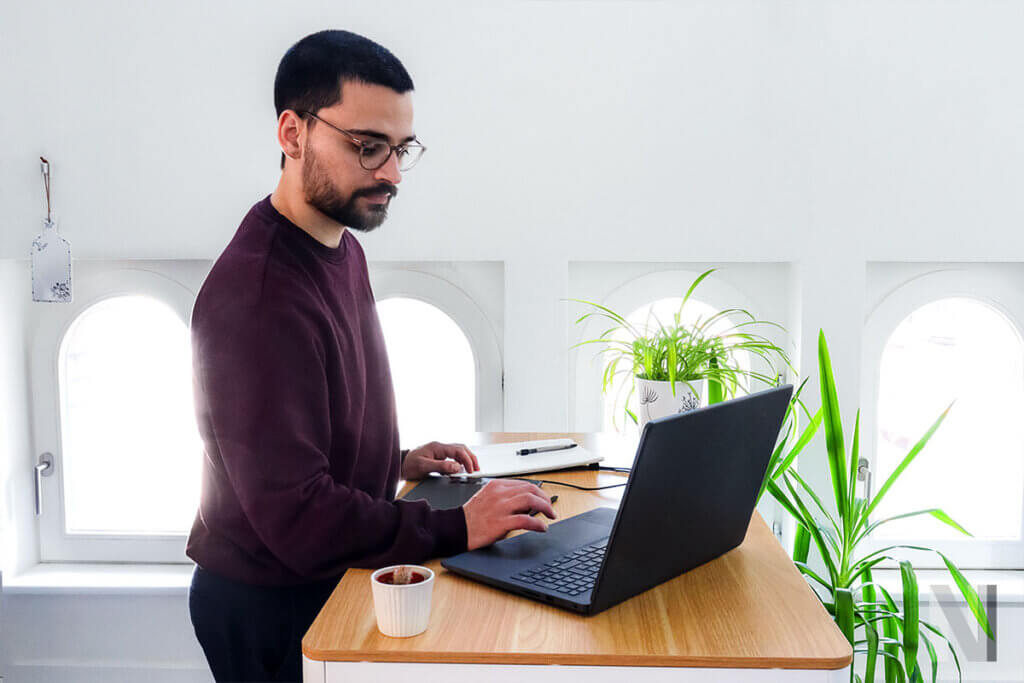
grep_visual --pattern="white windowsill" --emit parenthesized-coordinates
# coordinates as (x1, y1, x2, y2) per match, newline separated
(849, 568, 1024, 604)
(2, 562, 195, 596)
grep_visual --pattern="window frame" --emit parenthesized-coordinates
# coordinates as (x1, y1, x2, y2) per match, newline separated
(861, 266, 1024, 570)
(30, 265, 200, 563)
(369, 267, 504, 436)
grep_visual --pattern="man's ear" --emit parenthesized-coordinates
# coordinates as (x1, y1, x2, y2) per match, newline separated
(277, 110, 305, 168)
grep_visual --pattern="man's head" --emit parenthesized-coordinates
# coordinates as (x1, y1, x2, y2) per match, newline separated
(274, 30, 416, 232)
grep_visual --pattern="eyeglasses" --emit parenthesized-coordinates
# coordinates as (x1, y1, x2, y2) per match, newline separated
(297, 110, 426, 171)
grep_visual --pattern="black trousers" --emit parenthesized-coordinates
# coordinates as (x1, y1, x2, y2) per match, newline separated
(188, 565, 342, 683)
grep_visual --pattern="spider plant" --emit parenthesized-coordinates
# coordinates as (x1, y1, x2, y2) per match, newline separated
(570, 268, 794, 426)
(767, 330, 993, 682)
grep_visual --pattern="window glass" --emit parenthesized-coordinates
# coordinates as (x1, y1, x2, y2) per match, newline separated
(60, 296, 201, 535)
(874, 298, 1024, 540)
(376, 297, 476, 449)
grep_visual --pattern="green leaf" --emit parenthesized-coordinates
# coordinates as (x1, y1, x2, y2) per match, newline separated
(920, 631, 938, 683)
(848, 556, 890, 589)
(566, 298, 639, 336)
(859, 509, 972, 544)
(667, 335, 677, 388)
(900, 560, 920, 680)
(787, 468, 841, 536)
(882, 613, 905, 683)
(766, 479, 803, 525)
(818, 522, 843, 557)
(792, 523, 811, 564)
(849, 409, 862, 512)
(836, 587, 855, 644)
(936, 551, 994, 640)
(857, 546, 991, 642)
(858, 612, 880, 683)
(784, 475, 839, 585)
(794, 560, 832, 593)
(817, 331, 851, 529)
(772, 408, 823, 480)
(920, 621, 963, 683)
(861, 404, 952, 527)
(680, 268, 716, 311)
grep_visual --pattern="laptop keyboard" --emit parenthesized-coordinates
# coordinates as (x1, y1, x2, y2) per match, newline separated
(510, 537, 609, 596)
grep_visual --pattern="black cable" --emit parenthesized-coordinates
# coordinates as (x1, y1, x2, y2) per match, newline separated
(498, 465, 633, 491)
(532, 480, 627, 491)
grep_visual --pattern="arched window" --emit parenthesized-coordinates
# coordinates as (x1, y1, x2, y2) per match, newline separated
(873, 297, 1024, 542)
(31, 263, 204, 562)
(376, 297, 477, 449)
(59, 295, 202, 535)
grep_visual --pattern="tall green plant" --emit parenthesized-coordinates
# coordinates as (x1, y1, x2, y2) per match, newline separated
(768, 330, 993, 682)
(757, 377, 822, 505)
(570, 268, 793, 426)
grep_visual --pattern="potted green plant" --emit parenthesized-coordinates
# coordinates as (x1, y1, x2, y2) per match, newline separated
(767, 330, 993, 682)
(571, 269, 793, 428)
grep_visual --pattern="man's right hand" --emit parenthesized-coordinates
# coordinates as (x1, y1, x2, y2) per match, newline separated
(463, 479, 557, 551)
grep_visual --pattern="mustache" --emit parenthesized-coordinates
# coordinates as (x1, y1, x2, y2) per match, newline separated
(355, 185, 398, 199)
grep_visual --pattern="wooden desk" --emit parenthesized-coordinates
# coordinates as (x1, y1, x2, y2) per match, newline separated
(302, 433, 852, 682)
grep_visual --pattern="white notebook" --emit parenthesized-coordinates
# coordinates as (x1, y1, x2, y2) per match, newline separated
(460, 438, 602, 478)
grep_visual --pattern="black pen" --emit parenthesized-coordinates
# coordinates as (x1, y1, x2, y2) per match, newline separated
(516, 443, 578, 456)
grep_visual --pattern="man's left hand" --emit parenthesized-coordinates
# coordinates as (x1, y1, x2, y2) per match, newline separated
(401, 441, 480, 480)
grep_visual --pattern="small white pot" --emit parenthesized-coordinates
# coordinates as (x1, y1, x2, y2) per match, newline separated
(635, 378, 707, 428)
(370, 565, 435, 637)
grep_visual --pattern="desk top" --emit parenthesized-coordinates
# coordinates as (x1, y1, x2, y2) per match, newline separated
(303, 433, 853, 670)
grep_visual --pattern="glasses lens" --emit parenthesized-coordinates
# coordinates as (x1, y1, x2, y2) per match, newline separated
(360, 142, 391, 170)
(397, 145, 424, 171)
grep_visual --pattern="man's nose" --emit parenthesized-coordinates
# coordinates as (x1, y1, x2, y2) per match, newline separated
(374, 151, 402, 185)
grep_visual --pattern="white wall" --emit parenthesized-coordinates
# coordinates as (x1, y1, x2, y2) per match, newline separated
(5, 0, 1021, 432)
(3, 0, 1024, 681)
(0, 261, 37, 577)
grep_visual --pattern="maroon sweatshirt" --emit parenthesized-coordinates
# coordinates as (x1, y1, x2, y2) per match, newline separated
(185, 194, 467, 585)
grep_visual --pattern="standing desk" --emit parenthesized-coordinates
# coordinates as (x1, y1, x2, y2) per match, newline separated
(302, 433, 853, 682)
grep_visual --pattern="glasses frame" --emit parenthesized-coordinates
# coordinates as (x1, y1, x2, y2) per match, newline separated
(296, 110, 426, 171)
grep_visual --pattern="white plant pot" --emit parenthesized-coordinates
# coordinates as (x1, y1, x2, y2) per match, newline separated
(634, 378, 707, 428)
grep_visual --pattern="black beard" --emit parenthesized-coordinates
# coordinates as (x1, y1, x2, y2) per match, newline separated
(301, 144, 395, 232)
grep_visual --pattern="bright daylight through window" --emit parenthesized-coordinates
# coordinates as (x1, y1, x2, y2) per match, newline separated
(376, 297, 476, 449)
(60, 295, 202, 535)
(874, 297, 1024, 541)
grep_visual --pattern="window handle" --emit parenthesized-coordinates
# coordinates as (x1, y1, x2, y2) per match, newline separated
(34, 452, 54, 516)
(857, 457, 873, 504)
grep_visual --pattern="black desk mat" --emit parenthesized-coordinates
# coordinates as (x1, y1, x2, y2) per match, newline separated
(401, 476, 542, 510)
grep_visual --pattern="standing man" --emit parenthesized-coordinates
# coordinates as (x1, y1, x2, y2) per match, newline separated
(186, 29, 555, 683)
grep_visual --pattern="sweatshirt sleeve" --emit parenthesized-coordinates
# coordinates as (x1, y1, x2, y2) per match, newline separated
(193, 295, 467, 579)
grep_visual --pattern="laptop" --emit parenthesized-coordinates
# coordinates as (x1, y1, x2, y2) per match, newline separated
(441, 384, 793, 615)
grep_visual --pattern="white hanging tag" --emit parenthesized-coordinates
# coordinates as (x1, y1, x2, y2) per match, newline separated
(31, 157, 73, 303)
(32, 218, 73, 302)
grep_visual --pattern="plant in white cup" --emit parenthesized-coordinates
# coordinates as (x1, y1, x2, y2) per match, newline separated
(370, 565, 435, 638)
(572, 269, 793, 428)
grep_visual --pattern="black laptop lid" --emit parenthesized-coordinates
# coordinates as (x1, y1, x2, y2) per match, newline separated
(589, 385, 792, 614)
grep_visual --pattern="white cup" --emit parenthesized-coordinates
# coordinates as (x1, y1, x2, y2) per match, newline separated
(370, 565, 435, 637)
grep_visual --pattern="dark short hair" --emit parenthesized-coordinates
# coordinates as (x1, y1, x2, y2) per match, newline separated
(274, 30, 415, 169)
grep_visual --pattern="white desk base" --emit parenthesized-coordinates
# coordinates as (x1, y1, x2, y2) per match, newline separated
(303, 656, 851, 682)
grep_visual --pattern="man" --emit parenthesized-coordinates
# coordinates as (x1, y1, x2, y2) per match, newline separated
(186, 29, 555, 683)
